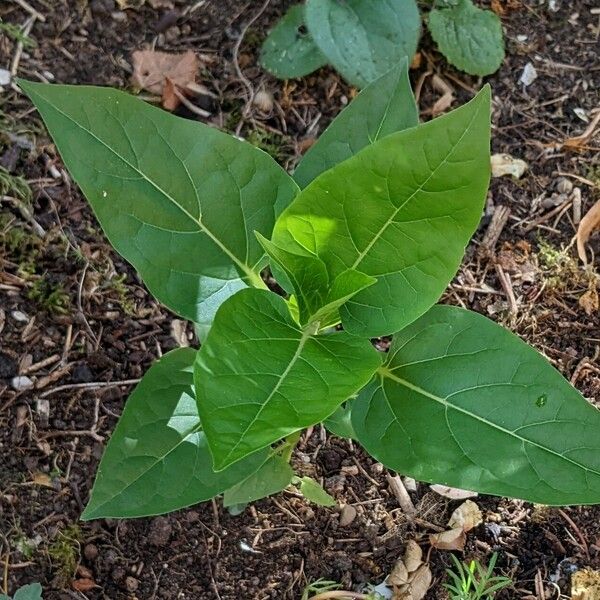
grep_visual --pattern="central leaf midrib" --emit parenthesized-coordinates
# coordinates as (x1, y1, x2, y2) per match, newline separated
(220, 326, 312, 466)
(350, 100, 481, 272)
(381, 369, 600, 480)
(88, 420, 202, 517)
(34, 91, 258, 282)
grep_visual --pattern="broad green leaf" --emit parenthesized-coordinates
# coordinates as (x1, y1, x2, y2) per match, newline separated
(223, 454, 294, 507)
(194, 288, 382, 471)
(2, 585, 43, 600)
(272, 87, 491, 338)
(20, 80, 299, 332)
(428, 0, 504, 76)
(323, 402, 356, 440)
(294, 60, 418, 188)
(256, 232, 375, 326)
(82, 348, 269, 520)
(293, 476, 336, 506)
(352, 305, 600, 505)
(260, 4, 328, 79)
(305, 0, 421, 88)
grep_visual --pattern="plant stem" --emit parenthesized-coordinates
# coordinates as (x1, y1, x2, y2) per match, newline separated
(280, 430, 301, 463)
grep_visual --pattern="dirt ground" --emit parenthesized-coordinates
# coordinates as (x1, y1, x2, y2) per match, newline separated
(1, 0, 599, 598)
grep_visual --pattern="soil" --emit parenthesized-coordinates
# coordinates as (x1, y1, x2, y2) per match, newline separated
(1, 1, 599, 599)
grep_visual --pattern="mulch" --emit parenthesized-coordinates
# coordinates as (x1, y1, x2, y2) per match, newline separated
(1, 0, 599, 598)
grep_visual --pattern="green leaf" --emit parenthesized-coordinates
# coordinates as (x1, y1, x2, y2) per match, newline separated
(272, 87, 491, 338)
(194, 288, 382, 470)
(305, 0, 421, 88)
(223, 454, 294, 507)
(352, 305, 600, 505)
(323, 402, 356, 440)
(256, 232, 375, 327)
(82, 348, 269, 520)
(293, 476, 336, 506)
(6, 584, 43, 600)
(294, 60, 418, 188)
(428, 0, 504, 76)
(260, 4, 328, 79)
(19, 80, 299, 333)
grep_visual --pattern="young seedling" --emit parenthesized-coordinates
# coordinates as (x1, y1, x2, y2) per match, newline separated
(18, 62, 600, 520)
(260, 0, 504, 87)
(444, 553, 512, 600)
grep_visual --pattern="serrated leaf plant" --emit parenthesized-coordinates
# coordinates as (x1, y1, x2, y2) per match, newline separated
(260, 0, 504, 87)
(19, 63, 600, 521)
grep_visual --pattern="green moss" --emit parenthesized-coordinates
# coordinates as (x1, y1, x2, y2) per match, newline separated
(0, 166, 32, 203)
(27, 277, 70, 314)
(48, 524, 81, 584)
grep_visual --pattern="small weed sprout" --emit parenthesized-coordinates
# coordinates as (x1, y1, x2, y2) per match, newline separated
(444, 553, 512, 600)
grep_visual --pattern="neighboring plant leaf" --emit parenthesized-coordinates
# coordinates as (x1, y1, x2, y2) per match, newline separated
(293, 476, 336, 506)
(19, 80, 299, 333)
(82, 348, 269, 519)
(256, 232, 375, 326)
(194, 288, 382, 470)
(428, 0, 505, 76)
(260, 4, 328, 79)
(352, 305, 600, 505)
(305, 0, 421, 88)
(294, 60, 419, 188)
(223, 454, 294, 507)
(2, 584, 44, 600)
(272, 87, 491, 338)
(323, 402, 356, 440)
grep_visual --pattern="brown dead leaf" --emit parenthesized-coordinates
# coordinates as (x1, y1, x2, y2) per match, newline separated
(131, 50, 198, 110)
(579, 287, 599, 316)
(448, 500, 483, 532)
(429, 527, 466, 551)
(430, 484, 477, 500)
(389, 560, 410, 587)
(577, 199, 600, 266)
(72, 578, 98, 592)
(393, 564, 433, 600)
(404, 540, 423, 573)
(491, 153, 528, 179)
(572, 569, 600, 600)
(32, 472, 53, 488)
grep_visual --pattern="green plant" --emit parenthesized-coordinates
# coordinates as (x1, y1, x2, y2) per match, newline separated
(0, 583, 43, 600)
(0, 19, 36, 49)
(18, 64, 600, 521)
(444, 553, 512, 600)
(260, 0, 504, 87)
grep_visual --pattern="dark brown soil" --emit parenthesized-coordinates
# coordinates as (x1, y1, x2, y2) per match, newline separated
(1, 1, 599, 599)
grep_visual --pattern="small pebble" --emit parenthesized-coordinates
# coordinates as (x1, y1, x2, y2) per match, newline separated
(148, 516, 172, 547)
(11, 376, 33, 391)
(11, 310, 29, 323)
(519, 62, 538, 87)
(253, 90, 274, 113)
(84, 543, 98, 561)
(125, 576, 139, 592)
(0, 69, 11, 87)
(556, 177, 573, 194)
(339, 504, 357, 527)
(111, 11, 127, 22)
(35, 399, 50, 427)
